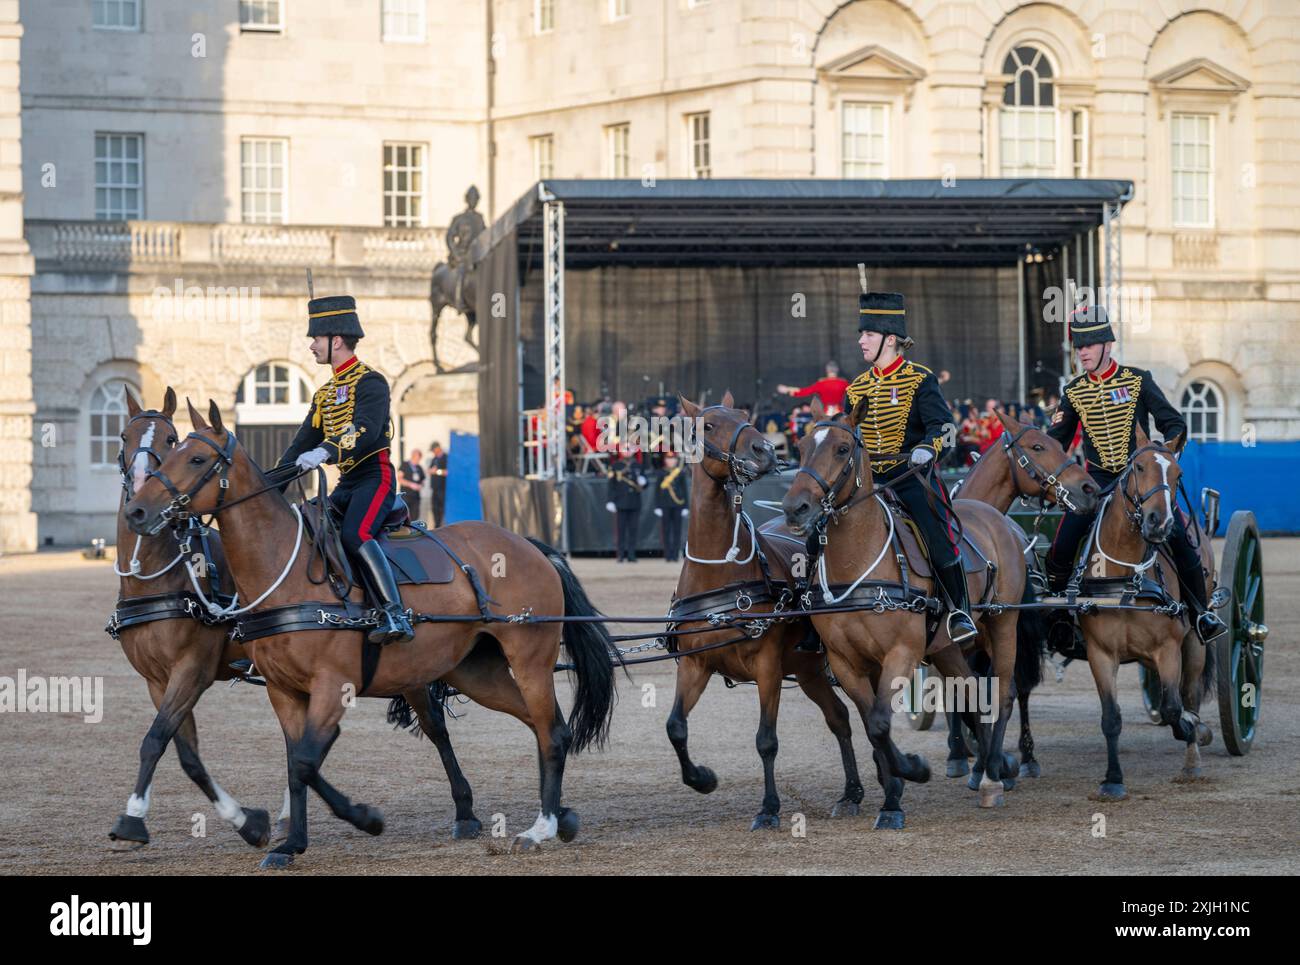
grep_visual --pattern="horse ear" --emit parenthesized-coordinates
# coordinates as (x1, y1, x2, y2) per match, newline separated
(995, 408, 1021, 433)
(1134, 422, 1150, 448)
(207, 399, 226, 436)
(187, 397, 209, 431)
(1168, 431, 1187, 456)
(810, 395, 825, 420)
(677, 393, 699, 418)
(721, 389, 735, 409)
(124, 385, 142, 418)
(162, 387, 177, 419)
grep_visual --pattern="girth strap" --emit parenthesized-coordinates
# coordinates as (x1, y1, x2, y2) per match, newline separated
(106, 591, 213, 639)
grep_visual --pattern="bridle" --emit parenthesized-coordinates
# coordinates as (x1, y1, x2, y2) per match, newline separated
(118, 411, 179, 500)
(145, 431, 238, 531)
(1001, 425, 1080, 513)
(1117, 442, 1176, 537)
(695, 405, 773, 491)
(794, 419, 866, 525)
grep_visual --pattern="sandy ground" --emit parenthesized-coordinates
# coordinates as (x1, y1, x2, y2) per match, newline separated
(0, 539, 1296, 876)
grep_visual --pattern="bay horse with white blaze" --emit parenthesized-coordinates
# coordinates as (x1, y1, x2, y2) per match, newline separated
(125, 400, 618, 867)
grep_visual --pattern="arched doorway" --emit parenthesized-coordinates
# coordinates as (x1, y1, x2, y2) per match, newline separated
(234, 361, 315, 470)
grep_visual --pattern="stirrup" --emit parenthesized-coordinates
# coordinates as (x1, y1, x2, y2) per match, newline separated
(1195, 610, 1227, 645)
(946, 609, 978, 644)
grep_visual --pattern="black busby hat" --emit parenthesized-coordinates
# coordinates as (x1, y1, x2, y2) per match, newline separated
(858, 291, 908, 340)
(1067, 304, 1115, 348)
(307, 294, 365, 339)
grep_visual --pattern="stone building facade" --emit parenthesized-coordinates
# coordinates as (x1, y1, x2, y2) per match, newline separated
(6, 0, 1299, 548)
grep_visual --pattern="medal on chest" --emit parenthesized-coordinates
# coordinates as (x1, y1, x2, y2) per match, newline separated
(335, 385, 349, 405)
(1108, 386, 1131, 405)
(889, 386, 899, 405)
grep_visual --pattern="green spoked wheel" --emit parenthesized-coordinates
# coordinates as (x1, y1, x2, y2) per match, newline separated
(1215, 511, 1267, 756)
(1138, 665, 1165, 725)
(905, 664, 936, 731)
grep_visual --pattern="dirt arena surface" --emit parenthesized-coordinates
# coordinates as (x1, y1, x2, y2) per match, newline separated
(1, 540, 1296, 876)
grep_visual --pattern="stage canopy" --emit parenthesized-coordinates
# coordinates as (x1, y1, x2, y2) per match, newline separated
(472, 177, 1134, 268)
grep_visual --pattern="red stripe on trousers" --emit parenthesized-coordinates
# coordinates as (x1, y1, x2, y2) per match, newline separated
(356, 459, 393, 543)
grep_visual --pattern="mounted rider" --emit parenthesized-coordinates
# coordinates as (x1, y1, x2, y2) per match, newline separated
(277, 294, 415, 645)
(845, 291, 977, 644)
(1045, 304, 1227, 642)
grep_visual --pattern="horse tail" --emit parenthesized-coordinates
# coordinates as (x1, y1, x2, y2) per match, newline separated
(1014, 576, 1045, 697)
(525, 537, 622, 754)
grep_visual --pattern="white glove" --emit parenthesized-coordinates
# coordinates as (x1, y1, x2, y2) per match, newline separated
(605, 501, 616, 513)
(681, 508, 689, 518)
(296, 447, 330, 471)
(909, 447, 934, 466)
(654, 508, 663, 517)
(636, 475, 647, 487)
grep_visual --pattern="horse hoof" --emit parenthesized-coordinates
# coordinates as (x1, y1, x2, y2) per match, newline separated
(108, 814, 149, 849)
(967, 770, 982, 791)
(270, 817, 291, 845)
(556, 807, 579, 843)
(1196, 723, 1213, 747)
(978, 787, 1006, 809)
(688, 766, 718, 795)
(452, 818, 483, 840)
(1096, 782, 1128, 801)
(510, 834, 542, 854)
(354, 805, 385, 836)
(907, 755, 931, 784)
(750, 813, 780, 831)
(259, 851, 295, 871)
(1175, 767, 1202, 783)
(1001, 776, 1016, 792)
(1002, 752, 1019, 776)
(946, 759, 970, 778)
(1018, 760, 1041, 779)
(830, 799, 861, 818)
(237, 808, 271, 848)
(872, 810, 905, 831)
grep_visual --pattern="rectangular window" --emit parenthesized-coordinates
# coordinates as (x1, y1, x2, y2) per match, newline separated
(687, 112, 711, 178)
(240, 0, 283, 31)
(94, 133, 144, 220)
(999, 106, 1056, 176)
(1171, 112, 1213, 228)
(241, 137, 288, 224)
(531, 134, 555, 180)
(606, 123, 630, 177)
(383, 142, 426, 227)
(1071, 109, 1088, 178)
(93, 0, 140, 30)
(534, 0, 554, 34)
(842, 102, 888, 178)
(608, 0, 629, 21)
(382, 0, 425, 42)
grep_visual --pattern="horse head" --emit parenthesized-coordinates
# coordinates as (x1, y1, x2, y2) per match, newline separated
(677, 389, 777, 485)
(994, 409, 1098, 513)
(782, 397, 866, 537)
(1122, 422, 1186, 544)
(119, 386, 179, 501)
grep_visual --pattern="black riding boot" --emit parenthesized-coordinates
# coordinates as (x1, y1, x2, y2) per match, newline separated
(1174, 549, 1227, 644)
(937, 560, 978, 643)
(1043, 559, 1080, 654)
(355, 540, 415, 644)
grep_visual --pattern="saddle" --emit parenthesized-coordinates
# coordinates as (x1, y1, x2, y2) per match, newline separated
(877, 491, 989, 580)
(299, 498, 456, 589)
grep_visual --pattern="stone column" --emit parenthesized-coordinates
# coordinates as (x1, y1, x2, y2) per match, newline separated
(0, 5, 35, 553)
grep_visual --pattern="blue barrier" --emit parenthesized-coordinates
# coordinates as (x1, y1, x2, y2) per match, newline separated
(1177, 441, 1300, 535)
(444, 431, 482, 523)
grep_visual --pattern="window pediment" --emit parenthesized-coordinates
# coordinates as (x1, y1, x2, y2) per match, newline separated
(820, 44, 926, 111)
(1151, 58, 1250, 120)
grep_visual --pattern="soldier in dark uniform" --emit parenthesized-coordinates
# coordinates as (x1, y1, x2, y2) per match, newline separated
(278, 294, 415, 644)
(844, 291, 977, 643)
(653, 451, 689, 562)
(605, 455, 646, 563)
(1046, 305, 1226, 642)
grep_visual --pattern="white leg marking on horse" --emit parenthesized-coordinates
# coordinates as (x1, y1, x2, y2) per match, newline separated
(132, 421, 155, 493)
(212, 781, 247, 829)
(126, 786, 151, 818)
(516, 810, 558, 845)
(1153, 453, 1173, 524)
(278, 787, 290, 822)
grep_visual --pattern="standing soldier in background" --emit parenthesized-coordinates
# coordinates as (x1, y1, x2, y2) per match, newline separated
(277, 294, 414, 644)
(398, 448, 425, 522)
(653, 451, 689, 563)
(427, 441, 448, 527)
(606, 454, 647, 563)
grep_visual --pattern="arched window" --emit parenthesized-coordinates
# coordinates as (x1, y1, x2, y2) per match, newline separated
(88, 379, 135, 467)
(1000, 45, 1056, 176)
(1180, 380, 1222, 442)
(234, 361, 314, 424)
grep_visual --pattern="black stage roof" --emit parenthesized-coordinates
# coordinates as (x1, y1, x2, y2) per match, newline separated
(472, 178, 1134, 269)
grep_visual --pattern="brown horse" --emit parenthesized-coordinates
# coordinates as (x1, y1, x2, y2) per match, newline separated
(946, 410, 1099, 779)
(666, 393, 864, 829)
(108, 387, 271, 850)
(782, 404, 1033, 825)
(1067, 424, 1215, 800)
(125, 400, 617, 868)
